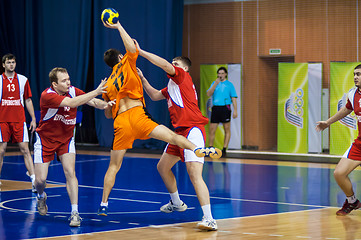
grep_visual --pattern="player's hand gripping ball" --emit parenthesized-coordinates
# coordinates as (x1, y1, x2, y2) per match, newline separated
(101, 8, 119, 25)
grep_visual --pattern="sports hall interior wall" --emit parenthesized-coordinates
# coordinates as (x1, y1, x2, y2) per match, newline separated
(183, 0, 360, 151)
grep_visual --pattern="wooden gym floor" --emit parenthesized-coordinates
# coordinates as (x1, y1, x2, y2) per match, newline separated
(1, 149, 360, 240)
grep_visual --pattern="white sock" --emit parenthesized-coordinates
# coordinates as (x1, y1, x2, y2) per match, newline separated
(100, 202, 108, 207)
(170, 191, 182, 206)
(347, 195, 357, 204)
(201, 204, 213, 220)
(71, 204, 78, 213)
(30, 174, 35, 184)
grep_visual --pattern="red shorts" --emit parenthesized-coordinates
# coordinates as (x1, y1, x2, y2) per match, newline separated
(0, 122, 29, 143)
(343, 137, 361, 161)
(34, 132, 75, 163)
(165, 126, 206, 163)
(112, 106, 158, 150)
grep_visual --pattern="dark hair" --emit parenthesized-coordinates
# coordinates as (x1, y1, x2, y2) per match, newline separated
(355, 64, 361, 70)
(2, 53, 16, 64)
(49, 67, 68, 85)
(217, 67, 227, 74)
(104, 49, 122, 68)
(173, 56, 192, 69)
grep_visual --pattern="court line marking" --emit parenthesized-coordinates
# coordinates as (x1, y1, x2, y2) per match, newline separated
(23, 206, 337, 240)
(45, 179, 336, 209)
(0, 194, 195, 214)
(7, 153, 343, 240)
(227, 149, 342, 158)
(27, 208, 338, 240)
(109, 197, 161, 204)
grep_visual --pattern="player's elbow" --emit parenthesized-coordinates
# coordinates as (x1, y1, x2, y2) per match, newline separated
(126, 43, 137, 53)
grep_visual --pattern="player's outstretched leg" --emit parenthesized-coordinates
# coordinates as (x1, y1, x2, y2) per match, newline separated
(194, 147, 222, 159)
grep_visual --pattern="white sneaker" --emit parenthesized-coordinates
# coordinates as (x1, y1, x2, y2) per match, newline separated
(197, 217, 218, 231)
(69, 211, 82, 227)
(160, 200, 187, 213)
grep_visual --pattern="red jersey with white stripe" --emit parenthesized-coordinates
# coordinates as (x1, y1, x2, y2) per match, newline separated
(36, 86, 85, 143)
(0, 72, 32, 122)
(346, 87, 361, 137)
(161, 66, 208, 128)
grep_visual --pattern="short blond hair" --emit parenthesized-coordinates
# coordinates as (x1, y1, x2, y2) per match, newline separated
(49, 67, 68, 85)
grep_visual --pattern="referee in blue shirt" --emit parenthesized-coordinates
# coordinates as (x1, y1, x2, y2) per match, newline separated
(206, 67, 238, 156)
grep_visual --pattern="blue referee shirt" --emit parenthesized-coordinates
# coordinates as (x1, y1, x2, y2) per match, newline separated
(208, 80, 238, 106)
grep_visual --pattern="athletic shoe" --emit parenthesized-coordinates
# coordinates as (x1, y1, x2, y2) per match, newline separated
(97, 206, 108, 216)
(69, 211, 82, 227)
(194, 147, 222, 159)
(197, 217, 218, 231)
(160, 200, 187, 213)
(336, 199, 361, 216)
(37, 192, 48, 215)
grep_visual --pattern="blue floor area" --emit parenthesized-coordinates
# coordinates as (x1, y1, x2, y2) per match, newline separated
(0, 154, 353, 239)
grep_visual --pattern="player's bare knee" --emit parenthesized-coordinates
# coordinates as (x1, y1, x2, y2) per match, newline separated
(19, 146, 30, 156)
(64, 170, 76, 180)
(157, 161, 166, 175)
(333, 169, 345, 179)
(189, 174, 202, 186)
(35, 177, 46, 186)
(0, 149, 5, 158)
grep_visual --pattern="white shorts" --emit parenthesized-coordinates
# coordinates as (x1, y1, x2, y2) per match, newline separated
(164, 126, 206, 163)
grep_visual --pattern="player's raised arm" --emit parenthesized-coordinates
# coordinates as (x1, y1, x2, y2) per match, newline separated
(134, 39, 175, 75)
(103, 20, 136, 53)
(137, 68, 165, 101)
(60, 79, 107, 108)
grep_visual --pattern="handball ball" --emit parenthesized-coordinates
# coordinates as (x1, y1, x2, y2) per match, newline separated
(101, 8, 119, 25)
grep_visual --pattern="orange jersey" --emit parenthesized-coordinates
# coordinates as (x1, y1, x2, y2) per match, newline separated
(102, 49, 145, 119)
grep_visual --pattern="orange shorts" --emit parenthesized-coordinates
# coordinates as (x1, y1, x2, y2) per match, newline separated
(112, 106, 158, 150)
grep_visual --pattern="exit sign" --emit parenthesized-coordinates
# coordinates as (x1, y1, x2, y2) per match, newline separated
(269, 49, 281, 55)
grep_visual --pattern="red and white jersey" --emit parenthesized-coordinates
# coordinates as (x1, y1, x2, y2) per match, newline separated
(0, 72, 32, 122)
(36, 86, 85, 143)
(161, 66, 208, 129)
(346, 87, 361, 137)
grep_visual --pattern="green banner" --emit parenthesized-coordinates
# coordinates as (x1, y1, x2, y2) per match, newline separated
(200, 64, 227, 148)
(278, 63, 308, 153)
(329, 62, 360, 155)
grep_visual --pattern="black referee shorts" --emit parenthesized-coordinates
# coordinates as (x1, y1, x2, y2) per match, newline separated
(210, 105, 231, 123)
